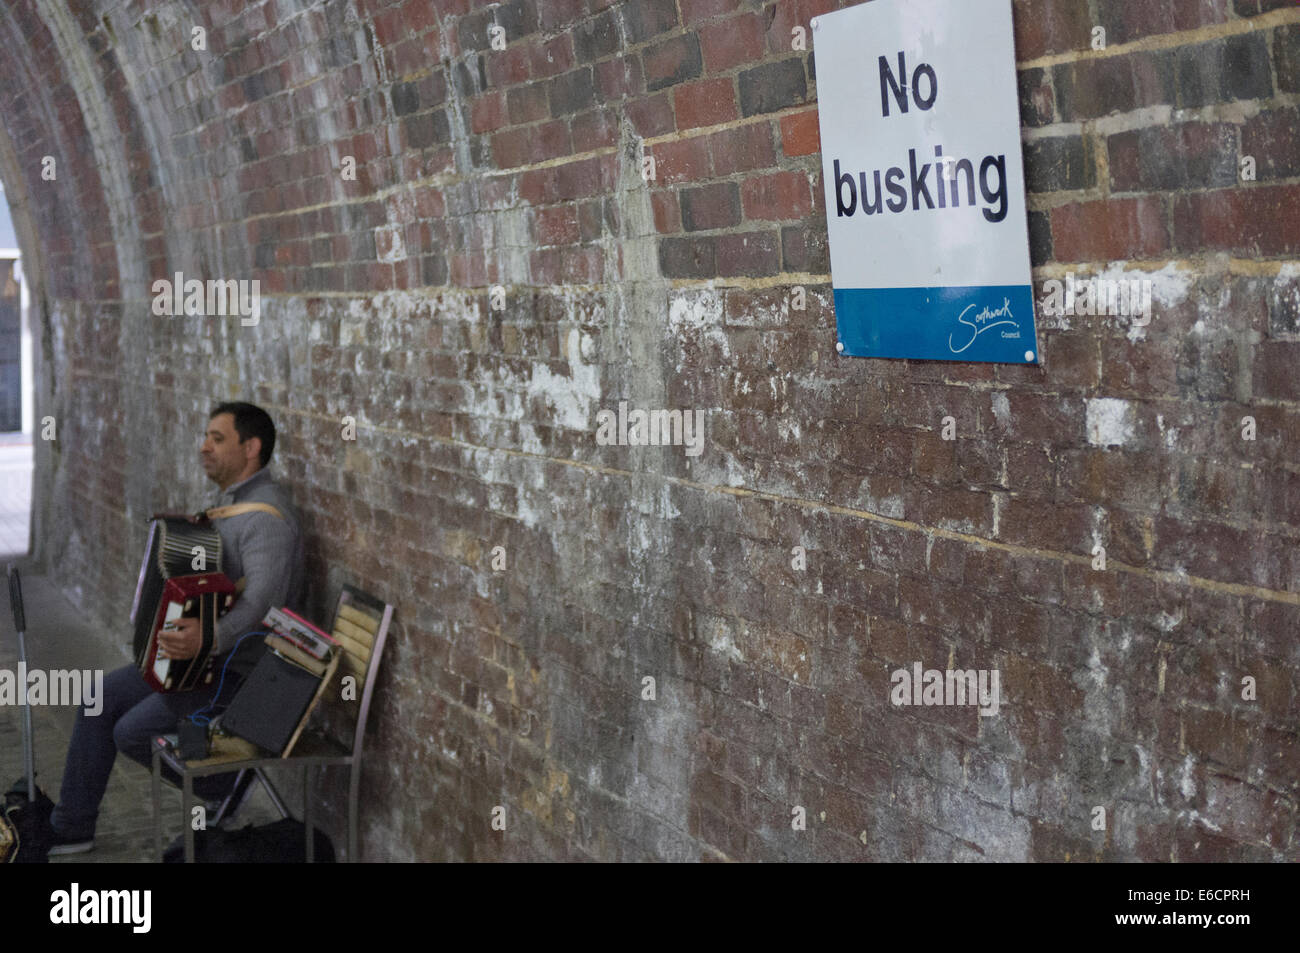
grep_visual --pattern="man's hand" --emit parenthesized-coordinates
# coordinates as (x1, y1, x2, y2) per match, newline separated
(158, 617, 202, 660)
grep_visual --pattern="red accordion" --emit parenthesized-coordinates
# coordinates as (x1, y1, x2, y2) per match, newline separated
(131, 517, 238, 693)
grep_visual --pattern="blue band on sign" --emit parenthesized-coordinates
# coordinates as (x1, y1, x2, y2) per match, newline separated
(834, 284, 1039, 363)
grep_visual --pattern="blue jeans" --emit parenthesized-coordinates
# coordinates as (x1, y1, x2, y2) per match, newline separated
(50, 663, 238, 837)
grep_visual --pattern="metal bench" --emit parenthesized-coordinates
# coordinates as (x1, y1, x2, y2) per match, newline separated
(151, 584, 394, 862)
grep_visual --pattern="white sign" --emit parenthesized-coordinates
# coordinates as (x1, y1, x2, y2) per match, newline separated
(814, 0, 1039, 363)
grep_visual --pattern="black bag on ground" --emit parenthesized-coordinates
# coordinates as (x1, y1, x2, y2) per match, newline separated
(2, 779, 54, 863)
(163, 818, 335, 863)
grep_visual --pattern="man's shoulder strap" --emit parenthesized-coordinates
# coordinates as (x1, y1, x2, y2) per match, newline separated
(203, 502, 285, 521)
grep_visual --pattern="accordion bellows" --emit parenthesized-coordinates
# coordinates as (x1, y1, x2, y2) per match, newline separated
(130, 517, 236, 693)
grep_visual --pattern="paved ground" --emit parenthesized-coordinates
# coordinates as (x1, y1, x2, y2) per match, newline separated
(1, 572, 282, 863)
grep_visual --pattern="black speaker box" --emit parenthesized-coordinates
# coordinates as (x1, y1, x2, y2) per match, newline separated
(221, 650, 321, 755)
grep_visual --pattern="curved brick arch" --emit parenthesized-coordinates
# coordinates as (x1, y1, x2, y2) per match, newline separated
(0, 0, 1296, 863)
(0, 1, 132, 596)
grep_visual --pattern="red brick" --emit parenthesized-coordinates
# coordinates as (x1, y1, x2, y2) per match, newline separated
(1173, 184, 1300, 256)
(594, 55, 644, 101)
(651, 190, 681, 233)
(717, 230, 780, 276)
(469, 90, 506, 133)
(1107, 131, 1141, 192)
(651, 135, 713, 184)
(1020, 67, 1055, 126)
(506, 83, 549, 124)
(681, 181, 741, 230)
(1241, 106, 1300, 180)
(479, 176, 514, 210)
(533, 206, 580, 245)
(802, 0, 840, 22)
(1013, 0, 1097, 60)
(538, 0, 585, 31)
(779, 108, 820, 157)
(707, 120, 775, 174)
(1279, 23, 1300, 93)
(392, 37, 431, 77)
(763, 0, 800, 54)
(413, 186, 445, 220)
(401, 1, 439, 35)
(1050, 196, 1169, 262)
(486, 45, 531, 86)
(699, 13, 766, 73)
(1107, 123, 1237, 191)
(571, 107, 618, 150)
(560, 246, 604, 282)
(626, 92, 675, 137)
(741, 170, 811, 220)
(643, 34, 703, 91)
(904, 485, 994, 536)
(1094, 0, 1230, 47)
(530, 34, 575, 79)
(552, 153, 616, 199)
(580, 198, 612, 240)
(371, 7, 406, 48)
(681, 0, 741, 25)
(623, 0, 680, 43)
(673, 78, 738, 130)
(1150, 516, 1263, 588)
(491, 120, 570, 167)
(1043, 333, 1100, 392)
(1253, 341, 1300, 401)
(659, 235, 717, 277)
(530, 247, 562, 283)
(1052, 50, 1175, 122)
(517, 166, 553, 205)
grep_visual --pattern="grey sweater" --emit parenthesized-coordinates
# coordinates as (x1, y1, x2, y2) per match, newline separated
(210, 468, 304, 667)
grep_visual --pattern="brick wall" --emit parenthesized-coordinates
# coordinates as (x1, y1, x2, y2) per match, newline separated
(0, 0, 1296, 860)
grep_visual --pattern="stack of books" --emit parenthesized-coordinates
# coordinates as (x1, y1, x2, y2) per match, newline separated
(261, 607, 338, 677)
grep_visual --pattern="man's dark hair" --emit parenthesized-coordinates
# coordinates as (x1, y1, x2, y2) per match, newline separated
(210, 401, 276, 468)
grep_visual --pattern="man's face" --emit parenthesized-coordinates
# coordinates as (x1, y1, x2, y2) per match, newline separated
(201, 413, 258, 488)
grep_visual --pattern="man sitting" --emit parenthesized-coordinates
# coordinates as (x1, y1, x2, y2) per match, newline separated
(48, 401, 304, 855)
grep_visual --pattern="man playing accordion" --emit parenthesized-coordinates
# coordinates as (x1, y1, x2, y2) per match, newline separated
(47, 401, 304, 855)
